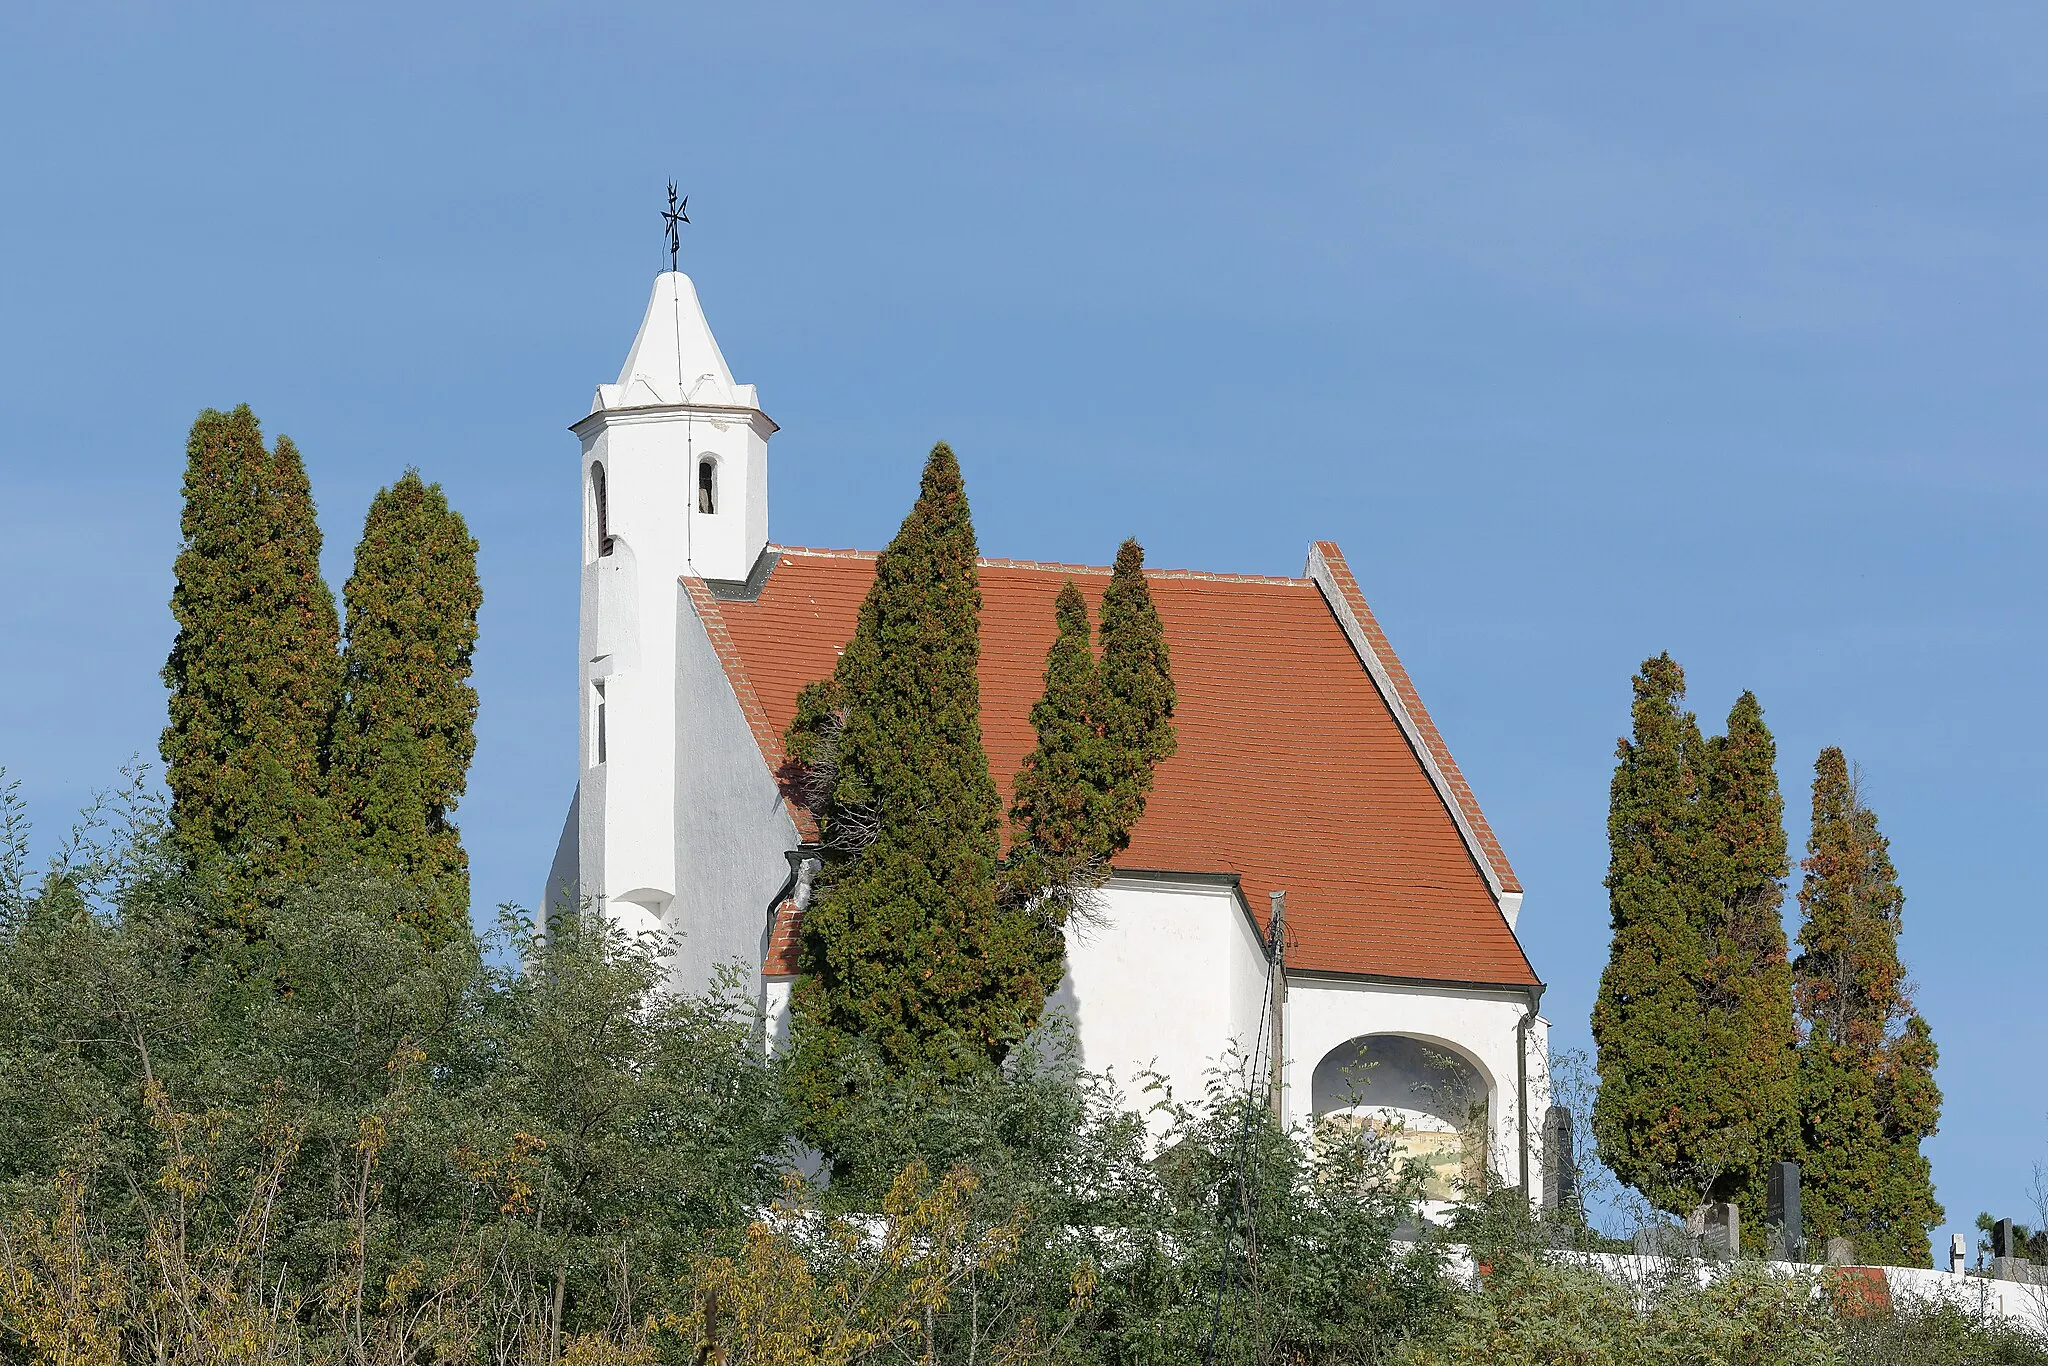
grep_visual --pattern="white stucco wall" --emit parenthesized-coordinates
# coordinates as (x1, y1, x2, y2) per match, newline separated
(542, 789, 579, 918)
(1283, 974, 1548, 1197)
(671, 587, 804, 1000)
(1047, 875, 1272, 1128)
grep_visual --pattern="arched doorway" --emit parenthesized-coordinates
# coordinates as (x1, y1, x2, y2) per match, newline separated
(1312, 1034, 1491, 1200)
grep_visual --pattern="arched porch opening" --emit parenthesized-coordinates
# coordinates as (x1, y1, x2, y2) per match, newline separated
(1312, 1033, 1493, 1200)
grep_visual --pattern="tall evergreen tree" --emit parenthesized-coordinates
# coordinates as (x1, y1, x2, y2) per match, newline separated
(1007, 581, 1108, 955)
(786, 445, 1039, 1135)
(328, 471, 482, 942)
(160, 406, 340, 932)
(1591, 654, 1715, 1215)
(1096, 538, 1177, 839)
(1794, 747, 1942, 1266)
(1695, 692, 1799, 1238)
(1005, 549, 1178, 1009)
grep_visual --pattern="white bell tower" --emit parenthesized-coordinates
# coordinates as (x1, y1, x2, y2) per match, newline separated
(567, 271, 777, 936)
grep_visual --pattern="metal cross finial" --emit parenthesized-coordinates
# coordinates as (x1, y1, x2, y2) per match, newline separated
(662, 181, 690, 272)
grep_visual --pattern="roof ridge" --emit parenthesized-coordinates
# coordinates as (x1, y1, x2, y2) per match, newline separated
(771, 544, 1309, 586)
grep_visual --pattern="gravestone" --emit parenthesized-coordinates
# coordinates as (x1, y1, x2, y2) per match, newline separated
(1951, 1232, 1968, 1276)
(1687, 1202, 1740, 1257)
(1824, 1235, 1856, 1266)
(1767, 1161, 1802, 1262)
(1990, 1221, 2038, 1285)
(1541, 1105, 1576, 1211)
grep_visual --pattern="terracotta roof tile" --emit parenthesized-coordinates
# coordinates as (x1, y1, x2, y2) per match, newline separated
(710, 545, 1536, 988)
(681, 576, 818, 841)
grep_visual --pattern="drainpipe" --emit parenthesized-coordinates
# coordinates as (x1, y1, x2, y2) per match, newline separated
(1516, 983, 1546, 1202)
(755, 847, 819, 1050)
(763, 846, 819, 933)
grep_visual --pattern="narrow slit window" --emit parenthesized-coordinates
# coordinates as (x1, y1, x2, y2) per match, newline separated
(698, 458, 716, 514)
(591, 462, 614, 556)
(592, 680, 608, 764)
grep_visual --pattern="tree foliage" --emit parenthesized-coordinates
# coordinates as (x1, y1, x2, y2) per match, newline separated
(1593, 661, 1806, 1230)
(159, 406, 340, 933)
(328, 470, 482, 942)
(1006, 580, 1109, 981)
(784, 456, 1182, 1156)
(0, 787, 786, 1363)
(1794, 747, 1943, 1268)
(0, 775, 2028, 1364)
(1591, 654, 1715, 1214)
(1095, 537, 1177, 840)
(1005, 548, 1178, 988)
(1697, 691, 1800, 1239)
(785, 445, 1037, 1141)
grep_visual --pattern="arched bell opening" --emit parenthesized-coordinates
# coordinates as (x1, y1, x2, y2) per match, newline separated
(589, 461, 614, 557)
(697, 456, 718, 515)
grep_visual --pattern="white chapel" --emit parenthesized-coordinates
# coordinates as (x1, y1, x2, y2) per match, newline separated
(545, 268, 1554, 1203)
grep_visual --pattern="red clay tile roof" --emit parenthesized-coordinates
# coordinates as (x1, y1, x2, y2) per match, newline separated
(712, 545, 1536, 988)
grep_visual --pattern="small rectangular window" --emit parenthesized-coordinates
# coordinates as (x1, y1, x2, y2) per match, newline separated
(593, 680, 608, 765)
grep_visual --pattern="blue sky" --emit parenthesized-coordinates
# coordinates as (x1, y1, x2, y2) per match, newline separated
(2, 2, 2042, 1263)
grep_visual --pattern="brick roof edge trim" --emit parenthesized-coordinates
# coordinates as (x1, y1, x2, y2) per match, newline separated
(1305, 542, 1524, 898)
(773, 545, 1309, 586)
(679, 575, 820, 842)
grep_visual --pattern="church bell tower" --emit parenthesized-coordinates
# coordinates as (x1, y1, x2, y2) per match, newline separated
(566, 270, 777, 935)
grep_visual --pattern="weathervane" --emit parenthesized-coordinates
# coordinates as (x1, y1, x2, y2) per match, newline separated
(661, 181, 690, 271)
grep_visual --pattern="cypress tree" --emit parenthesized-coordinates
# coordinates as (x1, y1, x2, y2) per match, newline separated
(160, 405, 340, 932)
(787, 444, 1038, 1132)
(1695, 692, 1800, 1238)
(328, 471, 482, 942)
(1006, 581, 1110, 957)
(1096, 538, 1176, 839)
(1590, 653, 1715, 1214)
(1794, 747, 1942, 1266)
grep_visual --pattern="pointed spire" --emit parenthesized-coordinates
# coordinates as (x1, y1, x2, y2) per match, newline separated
(592, 272, 757, 413)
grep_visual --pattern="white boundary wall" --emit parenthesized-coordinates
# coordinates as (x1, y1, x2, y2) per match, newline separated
(1431, 1247, 2048, 1335)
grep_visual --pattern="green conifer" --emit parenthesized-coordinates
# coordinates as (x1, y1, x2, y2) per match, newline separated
(1794, 747, 1942, 1266)
(328, 471, 482, 942)
(1007, 581, 1109, 917)
(1590, 654, 1715, 1214)
(787, 444, 1037, 1134)
(1695, 692, 1800, 1238)
(160, 406, 340, 932)
(1096, 538, 1176, 838)
(1004, 549, 1178, 1003)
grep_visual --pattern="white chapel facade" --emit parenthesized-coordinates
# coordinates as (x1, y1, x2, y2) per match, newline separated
(546, 269, 1553, 1204)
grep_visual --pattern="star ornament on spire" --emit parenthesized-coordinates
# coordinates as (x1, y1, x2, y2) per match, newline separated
(662, 182, 690, 272)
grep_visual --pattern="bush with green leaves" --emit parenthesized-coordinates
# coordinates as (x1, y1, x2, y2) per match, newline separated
(2, 769, 2035, 1366)
(0, 776, 788, 1358)
(1403, 1257, 1842, 1366)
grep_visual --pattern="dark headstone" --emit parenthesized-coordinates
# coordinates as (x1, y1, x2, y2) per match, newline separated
(1687, 1201, 1741, 1257)
(1541, 1105, 1576, 1211)
(1767, 1161, 1802, 1261)
(1995, 1218, 2017, 1260)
